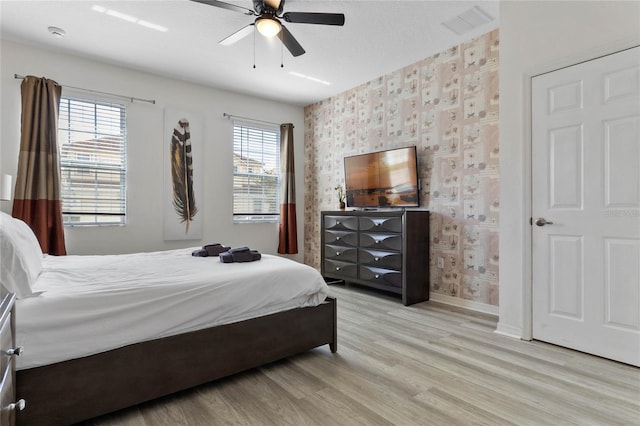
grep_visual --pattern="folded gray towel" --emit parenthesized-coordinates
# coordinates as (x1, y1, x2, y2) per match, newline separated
(192, 243, 231, 257)
(191, 248, 208, 257)
(219, 247, 261, 263)
(204, 243, 230, 256)
(230, 246, 252, 262)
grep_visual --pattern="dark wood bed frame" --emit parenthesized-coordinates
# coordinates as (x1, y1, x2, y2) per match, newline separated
(15, 297, 337, 425)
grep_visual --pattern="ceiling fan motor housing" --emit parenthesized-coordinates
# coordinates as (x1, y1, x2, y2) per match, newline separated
(253, 0, 284, 16)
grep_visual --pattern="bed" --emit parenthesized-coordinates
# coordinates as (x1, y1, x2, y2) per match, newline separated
(0, 212, 336, 425)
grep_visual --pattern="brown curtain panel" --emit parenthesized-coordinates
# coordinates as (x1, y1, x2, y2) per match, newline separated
(12, 75, 66, 255)
(277, 123, 298, 254)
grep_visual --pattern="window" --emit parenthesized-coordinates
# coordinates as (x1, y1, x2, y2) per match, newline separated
(58, 97, 127, 226)
(232, 121, 280, 222)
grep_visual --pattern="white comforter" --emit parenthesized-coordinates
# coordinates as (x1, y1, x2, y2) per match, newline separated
(15, 248, 329, 370)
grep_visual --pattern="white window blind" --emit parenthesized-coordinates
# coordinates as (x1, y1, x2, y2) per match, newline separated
(232, 121, 280, 222)
(58, 97, 127, 226)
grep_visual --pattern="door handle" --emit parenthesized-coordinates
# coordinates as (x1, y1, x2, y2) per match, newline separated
(535, 218, 554, 226)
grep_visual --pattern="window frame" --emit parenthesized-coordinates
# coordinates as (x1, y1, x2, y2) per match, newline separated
(231, 120, 281, 224)
(58, 94, 127, 227)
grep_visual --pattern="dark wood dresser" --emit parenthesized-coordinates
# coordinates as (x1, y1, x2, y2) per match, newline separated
(321, 209, 429, 305)
(1, 289, 24, 425)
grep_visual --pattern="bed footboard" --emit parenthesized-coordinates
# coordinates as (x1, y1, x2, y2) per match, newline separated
(16, 297, 337, 426)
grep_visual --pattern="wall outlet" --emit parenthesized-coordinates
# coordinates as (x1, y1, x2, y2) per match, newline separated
(437, 257, 444, 269)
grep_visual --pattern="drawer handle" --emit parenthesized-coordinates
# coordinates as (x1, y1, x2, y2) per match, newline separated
(7, 346, 24, 356)
(336, 221, 341, 225)
(375, 222, 381, 227)
(8, 399, 26, 412)
(336, 252, 341, 256)
(374, 274, 380, 279)
(375, 240, 380, 244)
(336, 237, 341, 241)
(374, 257, 380, 261)
(335, 267, 341, 271)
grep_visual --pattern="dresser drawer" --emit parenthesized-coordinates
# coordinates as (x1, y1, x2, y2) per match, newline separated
(359, 216, 402, 233)
(323, 259, 358, 280)
(359, 266, 402, 288)
(324, 215, 358, 231)
(324, 245, 358, 263)
(324, 230, 358, 247)
(0, 311, 11, 378)
(359, 249, 402, 270)
(0, 364, 16, 426)
(359, 233, 402, 251)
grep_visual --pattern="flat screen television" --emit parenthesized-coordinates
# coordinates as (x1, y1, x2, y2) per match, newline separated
(344, 146, 420, 209)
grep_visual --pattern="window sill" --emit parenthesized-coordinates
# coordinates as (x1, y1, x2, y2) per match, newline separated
(233, 215, 279, 224)
(64, 222, 125, 227)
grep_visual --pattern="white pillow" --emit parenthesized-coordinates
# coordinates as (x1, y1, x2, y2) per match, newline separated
(0, 211, 43, 298)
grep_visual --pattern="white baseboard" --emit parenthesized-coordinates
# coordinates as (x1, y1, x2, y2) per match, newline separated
(429, 293, 499, 316)
(494, 322, 524, 340)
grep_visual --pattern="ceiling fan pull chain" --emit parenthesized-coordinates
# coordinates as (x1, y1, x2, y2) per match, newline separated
(281, 41, 284, 68)
(253, 25, 256, 69)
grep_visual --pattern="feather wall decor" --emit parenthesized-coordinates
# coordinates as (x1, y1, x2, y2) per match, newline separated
(170, 118, 198, 233)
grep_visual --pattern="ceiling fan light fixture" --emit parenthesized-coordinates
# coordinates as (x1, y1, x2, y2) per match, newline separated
(256, 16, 281, 38)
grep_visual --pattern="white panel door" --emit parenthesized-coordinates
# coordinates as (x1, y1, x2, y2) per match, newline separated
(532, 47, 640, 366)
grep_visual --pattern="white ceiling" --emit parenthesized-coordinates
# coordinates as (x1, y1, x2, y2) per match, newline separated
(0, 0, 499, 106)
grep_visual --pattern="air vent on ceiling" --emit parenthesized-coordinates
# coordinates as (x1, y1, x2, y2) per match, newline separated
(442, 6, 493, 36)
(48, 26, 66, 38)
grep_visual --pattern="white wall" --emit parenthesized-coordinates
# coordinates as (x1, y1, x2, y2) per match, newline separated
(1, 40, 306, 261)
(498, 1, 640, 338)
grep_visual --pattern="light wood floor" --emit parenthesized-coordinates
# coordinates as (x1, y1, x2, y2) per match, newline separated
(81, 284, 640, 426)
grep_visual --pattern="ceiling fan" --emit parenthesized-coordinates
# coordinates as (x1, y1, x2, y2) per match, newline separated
(191, 0, 345, 57)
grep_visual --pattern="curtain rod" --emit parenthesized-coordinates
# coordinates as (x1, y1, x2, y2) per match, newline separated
(14, 74, 156, 105)
(223, 112, 281, 127)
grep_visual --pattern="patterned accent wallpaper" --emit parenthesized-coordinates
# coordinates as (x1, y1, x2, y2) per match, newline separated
(303, 29, 499, 306)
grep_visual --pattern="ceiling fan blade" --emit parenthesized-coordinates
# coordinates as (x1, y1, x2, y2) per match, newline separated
(191, 0, 255, 16)
(282, 12, 345, 26)
(219, 23, 254, 45)
(277, 25, 305, 57)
